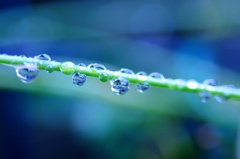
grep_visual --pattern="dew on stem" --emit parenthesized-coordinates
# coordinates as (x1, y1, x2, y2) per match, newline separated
(199, 79, 217, 103)
(136, 71, 150, 93)
(88, 63, 106, 70)
(72, 73, 86, 86)
(110, 77, 130, 95)
(99, 72, 109, 82)
(34, 54, 51, 61)
(149, 72, 164, 79)
(77, 63, 86, 67)
(16, 66, 39, 83)
(60, 61, 75, 75)
(119, 68, 135, 75)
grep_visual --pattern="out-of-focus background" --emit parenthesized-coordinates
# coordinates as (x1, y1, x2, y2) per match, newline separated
(1, 0, 240, 158)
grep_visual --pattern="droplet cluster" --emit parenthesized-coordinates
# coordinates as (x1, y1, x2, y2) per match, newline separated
(198, 79, 234, 103)
(12, 54, 237, 101)
(136, 72, 150, 93)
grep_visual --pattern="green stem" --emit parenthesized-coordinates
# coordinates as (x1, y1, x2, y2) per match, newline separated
(0, 54, 240, 100)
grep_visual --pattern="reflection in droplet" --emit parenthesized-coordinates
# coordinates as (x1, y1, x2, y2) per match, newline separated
(72, 73, 86, 86)
(88, 63, 106, 70)
(16, 67, 39, 83)
(136, 82, 150, 93)
(110, 77, 129, 95)
(119, 68, 135, 75)
(34, 54, 51, 61)
(60, 61, 75, 75)
(77, 63, 86, 67)
(149, 72, 164, 79)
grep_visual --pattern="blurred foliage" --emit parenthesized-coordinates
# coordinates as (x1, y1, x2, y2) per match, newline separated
(1, 0, 240, 159)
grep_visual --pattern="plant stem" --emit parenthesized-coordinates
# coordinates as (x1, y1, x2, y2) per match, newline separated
(0, 54, 240, 100)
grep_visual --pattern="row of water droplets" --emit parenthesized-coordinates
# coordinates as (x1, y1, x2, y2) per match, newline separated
(199, 79, 235, 103)
(14, 54, 235, 101)
(16, 54, 51, 83)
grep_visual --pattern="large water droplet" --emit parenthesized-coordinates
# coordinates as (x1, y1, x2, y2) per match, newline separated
(149, 72, 164, 79)
(34, 54, 51, 61)
(60, 61, 75, 75)
(72, 73, 86, 86)
(88, 63, 106, 70)
(99, 72, 109, 82)
(110, 77, 130, 95)
(136, 82, 150, 93)
(16, 67, 39, 83)
(119, 68, 135, 75)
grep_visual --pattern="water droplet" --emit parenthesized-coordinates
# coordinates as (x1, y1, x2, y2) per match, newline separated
(110, 77, 130, 95)
(136, 82, 150, 93)
(88, 63, 106, 70)
(16, 67, 39, 83)
(60, 61, 75, 75)
(198, 79, 217, 103)
(34, 54, 51, 61)
(46, 65, 54, 73)
(77, 63, 86, 67)
(119, 68, 135, 75)
(149, 72, 164, 79)
(203, 79, 217, 86)
(99, 72, 109, 82)
(199, 92, 211, 103)
(215, 85, 235, 103)
(137, 71, 147, 76)
(72, 73, 86, 86)
(19, 55, 27, 58)
(136, 71, 148, 81)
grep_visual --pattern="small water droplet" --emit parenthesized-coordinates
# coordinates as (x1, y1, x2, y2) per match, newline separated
(137, 71, 147, 76)
(149, 72, 164, 79)
(110, 77, 130, 95)
(99, 72, 109, 82)
(16, 67, 39, 83)
(34, 54, 51, 61)
(77, 63, 86, 67)
(215, 85, 235, 103)
(88, 63, 106, 70)
(72, 73, 86, 86)
(119, 68, 135, 75)
(60, 61, 75, 75)
(136, 71, 148, 81)
(19, 55, 27, 58)
(203, 79, 217, 86)
(199, 92, 211, 103)
(136, 82, 150, 93)
(46, 65, 54, 73)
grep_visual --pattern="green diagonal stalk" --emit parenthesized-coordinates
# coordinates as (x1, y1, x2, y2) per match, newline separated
(0, 54, 240, 100)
